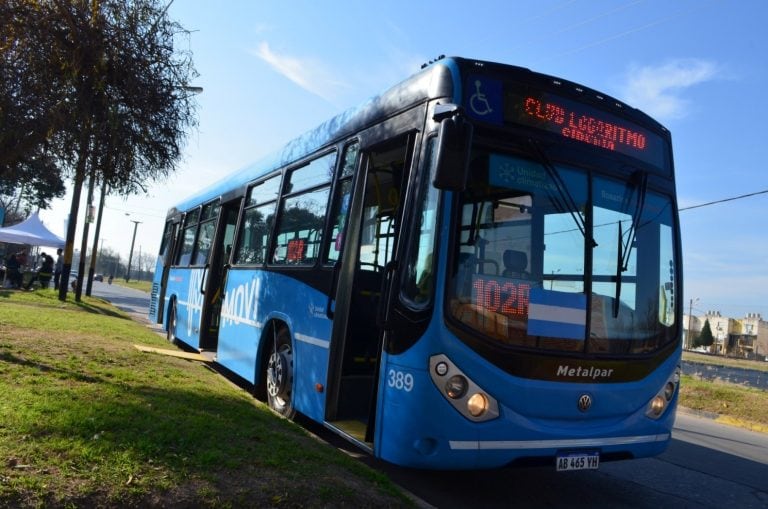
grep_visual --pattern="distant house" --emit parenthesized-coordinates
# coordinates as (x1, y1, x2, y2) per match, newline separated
(682, 311, 768, 360)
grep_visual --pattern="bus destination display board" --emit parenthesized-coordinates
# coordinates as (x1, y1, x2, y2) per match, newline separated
(504, 87, 668, 171)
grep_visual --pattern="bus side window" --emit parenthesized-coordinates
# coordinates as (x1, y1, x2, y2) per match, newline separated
(234, 175, 281, 265)
(272, 152, 336, 266)
(176, 208, 200, 266)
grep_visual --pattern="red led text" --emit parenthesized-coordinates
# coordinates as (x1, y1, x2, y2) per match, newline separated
(472, 277, 531, 317)
(523, 97, 647, 153)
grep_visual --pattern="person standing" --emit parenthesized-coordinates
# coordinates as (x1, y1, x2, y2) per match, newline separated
(16, 249, 28, 270)
(25, 252, 54, 290)
(5, 252, 21, 289)
(53, 248, 64, 290)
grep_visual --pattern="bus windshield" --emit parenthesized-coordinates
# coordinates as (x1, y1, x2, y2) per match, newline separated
(447, 148, 678, 356)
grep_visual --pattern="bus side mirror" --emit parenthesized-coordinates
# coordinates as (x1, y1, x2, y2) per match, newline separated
(432, 108, 473, 191)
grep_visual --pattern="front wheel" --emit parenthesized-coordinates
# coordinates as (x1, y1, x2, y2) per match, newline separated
(265, 326, 295, 419)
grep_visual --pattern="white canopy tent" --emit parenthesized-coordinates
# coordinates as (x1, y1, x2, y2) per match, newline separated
(0, 212, 65, 250)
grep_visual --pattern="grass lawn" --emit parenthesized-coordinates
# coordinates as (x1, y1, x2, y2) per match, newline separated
(679, 375, 768, 433)
(680, 351, 768, 432)
(0, 289, 409, 508)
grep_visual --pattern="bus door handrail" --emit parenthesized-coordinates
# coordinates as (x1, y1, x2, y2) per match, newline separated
(377, 260, 398, 328)
(200, 263, 209, 295)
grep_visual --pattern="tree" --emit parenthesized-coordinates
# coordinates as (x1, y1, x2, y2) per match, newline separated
(696, 319, 714, 350)
(0, 2, 68, 209)
(0, 0, 198, 301)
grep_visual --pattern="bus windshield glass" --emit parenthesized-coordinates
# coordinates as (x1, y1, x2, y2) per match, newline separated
(447, 149, 678, 356)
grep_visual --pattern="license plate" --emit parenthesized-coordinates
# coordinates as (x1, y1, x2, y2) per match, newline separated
(556, 452, 600, 471)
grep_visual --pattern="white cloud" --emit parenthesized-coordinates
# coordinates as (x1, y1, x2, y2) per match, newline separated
(251, 42, 349, 104)
(620, 59, 719, 120)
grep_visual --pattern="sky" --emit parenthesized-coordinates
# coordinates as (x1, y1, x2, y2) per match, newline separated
(37, 0, 768, 319)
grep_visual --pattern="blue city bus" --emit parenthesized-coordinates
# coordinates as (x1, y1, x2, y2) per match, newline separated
(149, 56, 682, 470)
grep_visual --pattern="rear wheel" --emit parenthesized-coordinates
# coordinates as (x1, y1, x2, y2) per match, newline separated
(265, 326, 295, 419)
(166, 300, 178, 344)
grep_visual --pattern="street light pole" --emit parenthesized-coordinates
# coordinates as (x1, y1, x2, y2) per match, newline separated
(126, 219, 141, 282)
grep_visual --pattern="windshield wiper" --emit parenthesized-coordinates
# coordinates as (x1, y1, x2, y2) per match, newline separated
(614, 170, 648, 317)
(527, 140, 597, 248)
(614, 220, 623, 318)
(621, 171, 648, 272)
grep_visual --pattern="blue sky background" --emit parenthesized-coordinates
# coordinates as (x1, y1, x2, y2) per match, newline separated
(39, 0, 768, 319)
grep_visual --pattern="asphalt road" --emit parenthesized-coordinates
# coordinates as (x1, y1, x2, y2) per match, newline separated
(92, 283, 768, 508)
(324, 412, 768, 509)
(89, 280, 154, 325)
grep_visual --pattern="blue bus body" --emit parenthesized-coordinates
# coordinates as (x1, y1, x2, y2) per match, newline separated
(150, 56, 682, 470)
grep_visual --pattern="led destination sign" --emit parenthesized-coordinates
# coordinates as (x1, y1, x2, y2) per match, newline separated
(504, 88, 668, 171)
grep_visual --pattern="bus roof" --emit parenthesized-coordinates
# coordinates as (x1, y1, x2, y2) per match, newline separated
(167, 55, 669, 217)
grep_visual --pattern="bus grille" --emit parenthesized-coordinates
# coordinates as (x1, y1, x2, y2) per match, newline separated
(149, 283, 159, 315)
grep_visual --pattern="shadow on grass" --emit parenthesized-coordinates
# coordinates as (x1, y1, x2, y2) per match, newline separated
(0, 289, 129, 320)
(70, 299, 128, 319)
(0, 340, 296, 475)
(0, 350, 103, 384)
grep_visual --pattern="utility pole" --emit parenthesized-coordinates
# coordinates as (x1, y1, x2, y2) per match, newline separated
(126, 219, 141, 282)
(86, 180, 107, 296)
(687, 298, 699, 349)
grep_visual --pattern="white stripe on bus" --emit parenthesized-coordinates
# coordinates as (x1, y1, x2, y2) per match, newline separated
(295, 333, 330, 349)
(449, 433, 669, 450)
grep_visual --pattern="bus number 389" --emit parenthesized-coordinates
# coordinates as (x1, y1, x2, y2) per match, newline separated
(388, 369, 414, 392)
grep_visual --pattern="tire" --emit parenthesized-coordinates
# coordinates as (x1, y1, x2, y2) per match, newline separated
(265, 326, 295, 419)
(166, 300, 178, 344)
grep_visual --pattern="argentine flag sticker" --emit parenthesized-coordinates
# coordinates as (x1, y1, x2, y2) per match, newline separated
(527, 288, 587, 340)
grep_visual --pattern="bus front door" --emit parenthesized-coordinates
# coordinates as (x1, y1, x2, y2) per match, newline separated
(327, 134, 415, 446)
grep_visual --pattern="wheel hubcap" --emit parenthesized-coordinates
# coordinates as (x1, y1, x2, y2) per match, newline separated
(267, 345, 292, 405)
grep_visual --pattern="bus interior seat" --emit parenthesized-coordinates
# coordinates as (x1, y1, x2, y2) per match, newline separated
(502, 249, 529, 278)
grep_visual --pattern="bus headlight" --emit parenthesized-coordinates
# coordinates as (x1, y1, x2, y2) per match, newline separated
(445, 375, 468, 399)
(646, 365, 681, 419)
(649, 395, 665, 416)
(429, 354, 499, 422)
(467, 393, 489, 417)
(664, 382, 675, 401)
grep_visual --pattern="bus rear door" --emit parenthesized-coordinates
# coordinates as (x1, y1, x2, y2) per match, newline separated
(198, 199, 240, 351)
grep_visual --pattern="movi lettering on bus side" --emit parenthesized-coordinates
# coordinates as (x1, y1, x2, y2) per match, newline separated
(221, 278, 260, 327)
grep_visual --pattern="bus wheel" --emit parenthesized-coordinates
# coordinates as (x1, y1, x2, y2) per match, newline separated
(265, 326, 295, 419)
(167, 300, 178, 344)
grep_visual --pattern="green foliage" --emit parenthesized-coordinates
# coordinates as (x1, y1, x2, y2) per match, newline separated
(0, 0, 199, 196)
(695, 319, 714, 348)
